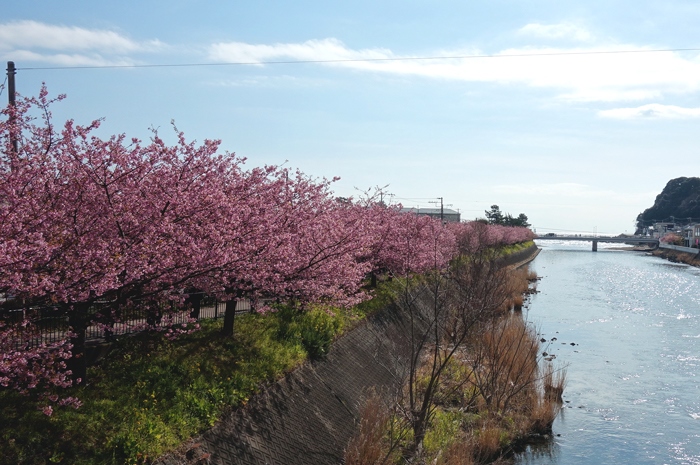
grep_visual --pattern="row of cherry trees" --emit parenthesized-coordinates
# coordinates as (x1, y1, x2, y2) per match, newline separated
(1, 88, 533, 403)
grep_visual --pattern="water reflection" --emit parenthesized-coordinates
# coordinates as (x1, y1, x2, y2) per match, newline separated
(514, 436, 559, 465)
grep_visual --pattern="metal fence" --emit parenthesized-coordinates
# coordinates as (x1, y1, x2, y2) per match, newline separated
(1, 294, 261, 349)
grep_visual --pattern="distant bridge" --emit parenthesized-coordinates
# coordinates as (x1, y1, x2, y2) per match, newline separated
(535, 235, 659, 252)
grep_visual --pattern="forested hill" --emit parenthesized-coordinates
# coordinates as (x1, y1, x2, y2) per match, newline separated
(636, 177, 700, 231)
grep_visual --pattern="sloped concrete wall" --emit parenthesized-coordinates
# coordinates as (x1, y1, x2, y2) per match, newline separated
(499, 243, 540, 268)
(158, 245, 540, 465)
(190, 306, 408, 465)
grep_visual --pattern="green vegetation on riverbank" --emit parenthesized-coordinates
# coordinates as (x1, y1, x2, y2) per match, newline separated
(0, 303, 374, 465)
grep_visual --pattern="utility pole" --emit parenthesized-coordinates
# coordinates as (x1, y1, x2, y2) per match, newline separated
(6, 61, 18, 155)
(429, 197, 453, 224)
(7, 61, 16, 106)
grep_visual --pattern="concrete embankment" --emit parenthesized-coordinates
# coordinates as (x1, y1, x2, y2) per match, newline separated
(158, 245, 541, 465)
(501, 243, 540, 269)
(652, 244, 700, 267)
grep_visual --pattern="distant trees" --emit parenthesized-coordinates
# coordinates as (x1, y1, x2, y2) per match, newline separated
(636, 177, 700, 233)
(660, 232, 683, 246)
(484, 204, 530, 228)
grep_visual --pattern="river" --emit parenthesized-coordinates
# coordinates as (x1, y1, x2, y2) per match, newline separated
(516, 241, 700, 465)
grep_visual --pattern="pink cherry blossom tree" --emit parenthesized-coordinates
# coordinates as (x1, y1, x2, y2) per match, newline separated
(1, 87, 246, 382)
(2, 85, 533, 401)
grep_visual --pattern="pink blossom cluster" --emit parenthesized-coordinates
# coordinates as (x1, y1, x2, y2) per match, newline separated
(449, 221, 535, 255)
(659, 232, 682, 245)
(367, 204, 457, 276)
(1, 88, 534, 397)
(0, 321, 74, 392)
(0, 320, 80, 413)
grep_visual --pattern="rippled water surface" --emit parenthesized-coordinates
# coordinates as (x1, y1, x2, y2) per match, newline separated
(516, 242, 700, 465)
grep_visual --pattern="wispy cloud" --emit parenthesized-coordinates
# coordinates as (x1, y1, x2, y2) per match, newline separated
(0, 20, 164, 66)
(518, 22, 593, 42)
(207, 38, 700, 103)
(7, 20, 700, 107)
(208, 38, 391, 65)
(599, 103, 700, 119)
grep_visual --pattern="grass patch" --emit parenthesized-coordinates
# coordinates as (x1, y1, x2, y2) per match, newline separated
(0, 305, 354, 465)
(499, 240, 535, 257)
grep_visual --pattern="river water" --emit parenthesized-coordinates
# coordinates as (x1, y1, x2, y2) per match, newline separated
(516, 241, 700, 465)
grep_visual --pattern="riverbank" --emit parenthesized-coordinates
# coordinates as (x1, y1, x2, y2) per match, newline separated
(508, 243, 540, 269)
(650, 247, 700, 267)
(161, 244, 547, 465)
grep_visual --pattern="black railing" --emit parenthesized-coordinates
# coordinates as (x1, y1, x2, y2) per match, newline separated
(1, 294, 262, 349)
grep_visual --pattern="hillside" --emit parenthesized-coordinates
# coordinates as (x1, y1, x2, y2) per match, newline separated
(636, 177, 700, 232)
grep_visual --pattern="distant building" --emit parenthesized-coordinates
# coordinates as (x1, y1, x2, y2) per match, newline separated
(401, 207, 461, 223)
(683, 224, 700, 248)
(650, 222, 677, 238)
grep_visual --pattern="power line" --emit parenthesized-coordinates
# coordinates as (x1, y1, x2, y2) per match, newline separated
(15, 47, 700, 71)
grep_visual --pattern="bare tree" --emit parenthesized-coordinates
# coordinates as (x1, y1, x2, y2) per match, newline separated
(387, 248, 516, 460)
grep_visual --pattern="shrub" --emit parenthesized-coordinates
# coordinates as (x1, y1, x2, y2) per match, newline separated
(423, 409, 465, 456)
(276, 306, 344, 358)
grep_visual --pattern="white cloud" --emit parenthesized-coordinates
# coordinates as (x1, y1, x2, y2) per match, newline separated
(207, 39, 700, 103)
(518, 22, 593, 42)
(9, 50, 136, 67)
(599, 103, 700, 119)
(0, 20, 163, 65)
(208, 38, 392, 64)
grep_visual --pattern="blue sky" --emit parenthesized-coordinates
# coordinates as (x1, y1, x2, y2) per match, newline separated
(3, 1, 700, 235)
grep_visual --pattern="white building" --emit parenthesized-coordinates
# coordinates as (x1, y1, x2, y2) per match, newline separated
(401, 207, 461, 223)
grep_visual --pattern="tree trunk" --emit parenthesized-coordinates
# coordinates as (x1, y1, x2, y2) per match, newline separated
(67, 303, 89, 385)
(146, 300, 163, 328)
(189, 293, 203, 320)
(222, 295, 238, 337)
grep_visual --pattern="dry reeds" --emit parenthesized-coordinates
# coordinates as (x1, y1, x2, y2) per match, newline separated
(344, 390, 396, 465)
(525, 363, 566, 434)
(471, 315, 540, 413)
(542, 363, 567, 403)
(345, 263, 561, 465)
(471, 424, 502, 463)
(501, 267, 537, 311)
(437, 440, 476, 465)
